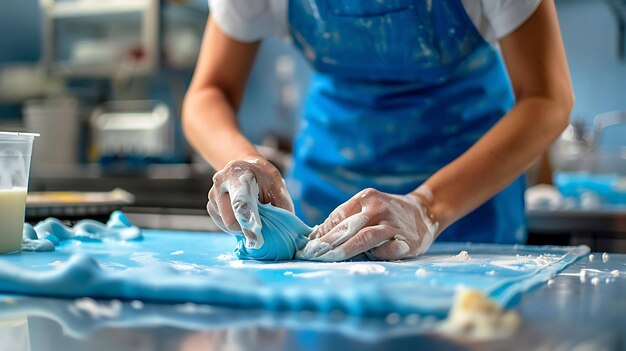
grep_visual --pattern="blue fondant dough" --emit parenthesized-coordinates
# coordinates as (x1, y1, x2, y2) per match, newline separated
(21, 211, 142, 252)
(234, 202, 312, 261)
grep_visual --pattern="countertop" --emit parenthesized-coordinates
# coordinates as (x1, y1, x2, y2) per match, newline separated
(528, 205, 626, 234)
(527, 204, 626, 253)
(1, 252, 624, 351)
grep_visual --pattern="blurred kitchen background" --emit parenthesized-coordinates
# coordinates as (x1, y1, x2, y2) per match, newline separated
(0, 0, 625, 251)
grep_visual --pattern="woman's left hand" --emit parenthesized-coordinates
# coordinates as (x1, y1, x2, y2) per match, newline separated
(296, 188, 439, 261)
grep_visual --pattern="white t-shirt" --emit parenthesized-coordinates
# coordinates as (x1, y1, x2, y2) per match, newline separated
(208, 0, 541, 45)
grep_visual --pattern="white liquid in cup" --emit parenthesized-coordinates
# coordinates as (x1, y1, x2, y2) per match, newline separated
(0, 315, 31, 351)
(0, 187, 27, 253)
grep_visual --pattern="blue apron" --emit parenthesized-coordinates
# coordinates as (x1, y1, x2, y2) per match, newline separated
(285, 0, 527, 244)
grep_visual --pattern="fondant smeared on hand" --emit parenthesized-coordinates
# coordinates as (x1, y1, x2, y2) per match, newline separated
(208, 159, 295, 250)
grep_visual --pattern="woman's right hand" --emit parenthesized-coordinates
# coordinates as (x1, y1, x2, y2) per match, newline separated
(207, 157, 294, 248)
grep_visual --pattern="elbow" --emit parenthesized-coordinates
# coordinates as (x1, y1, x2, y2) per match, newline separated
(181, 86, 202, 130)
(181, 92, 196, 142)
(181, 92, 192, 133)
(515, 80, 575, 137)
(527, 86, 574, 137)
(181, 85, 225, 137)
(552, 87, 575, 134)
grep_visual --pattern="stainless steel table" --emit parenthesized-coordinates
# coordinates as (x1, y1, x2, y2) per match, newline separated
(2, 253, 625, 351)
(528, 206, 626, 253)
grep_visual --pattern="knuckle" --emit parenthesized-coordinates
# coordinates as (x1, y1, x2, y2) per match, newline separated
(223, 216, 239, 231)
(227, 160, 251, 172)
(231, 199, 252, 219)
(363, 188, 377, 196)
(361, 203, 384, 221)
(207, 199, 219, 213)
(208, 185, 218, 199)
(331, 213, 346, 228)
(268, 166, 281, 178)
(216, 160, 253, 179)
(360, 188, 380, 201)
(358, 228, 377, 245)
(232, 199, 247, 211)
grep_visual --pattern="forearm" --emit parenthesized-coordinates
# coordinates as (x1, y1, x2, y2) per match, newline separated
(182, 19, 262, 170)
(182, 87, 260, 170)
(416, 97, 570, 233)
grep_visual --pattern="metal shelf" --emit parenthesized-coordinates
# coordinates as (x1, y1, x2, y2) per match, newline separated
(48, 0, 150, 18)
(41, 0, 160, 78)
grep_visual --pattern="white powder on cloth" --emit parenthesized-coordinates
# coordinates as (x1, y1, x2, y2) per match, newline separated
(69, 298, 122, 319)
(453, 251, 471, 261)
(233, 260, 386, 278)
(348, 263, 386, 275)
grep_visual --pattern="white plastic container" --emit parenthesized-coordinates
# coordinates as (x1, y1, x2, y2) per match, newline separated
(0, 132, 38, 254)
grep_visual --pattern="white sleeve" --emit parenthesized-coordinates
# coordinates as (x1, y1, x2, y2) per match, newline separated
(481, 0, 542, 39)
(208, 0, 287, 42)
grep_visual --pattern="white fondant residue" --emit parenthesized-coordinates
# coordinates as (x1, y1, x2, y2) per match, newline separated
(438, 289, 521, 340)
(130, 300, 144, 310)
(289, 270, 334, 278)
(348, 263, 386, 275)
(217, 254, 235, 261)
(169, 261, 215, 274)
(453, 251, 471, 261)
(233, 260, 386, 277)
(611, 270, 620, 277)
(129, 252, 160, 265)
(71, 298, 122, 319)
(559, 268, 621, 285)
(415, 268, 429, 277)
(385, 313, 401, 325)
(534, 255, 551, 266)
(49, 260, 64, 268)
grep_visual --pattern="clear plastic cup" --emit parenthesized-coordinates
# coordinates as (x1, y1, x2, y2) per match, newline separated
(0, 132, 38, 254)
(0, 315, 31, 351)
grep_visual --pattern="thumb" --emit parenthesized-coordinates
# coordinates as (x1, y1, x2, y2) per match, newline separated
(225, 171, 263, 248)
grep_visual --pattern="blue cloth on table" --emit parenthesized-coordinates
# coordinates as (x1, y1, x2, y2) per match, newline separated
(0, 225, 588, 317)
